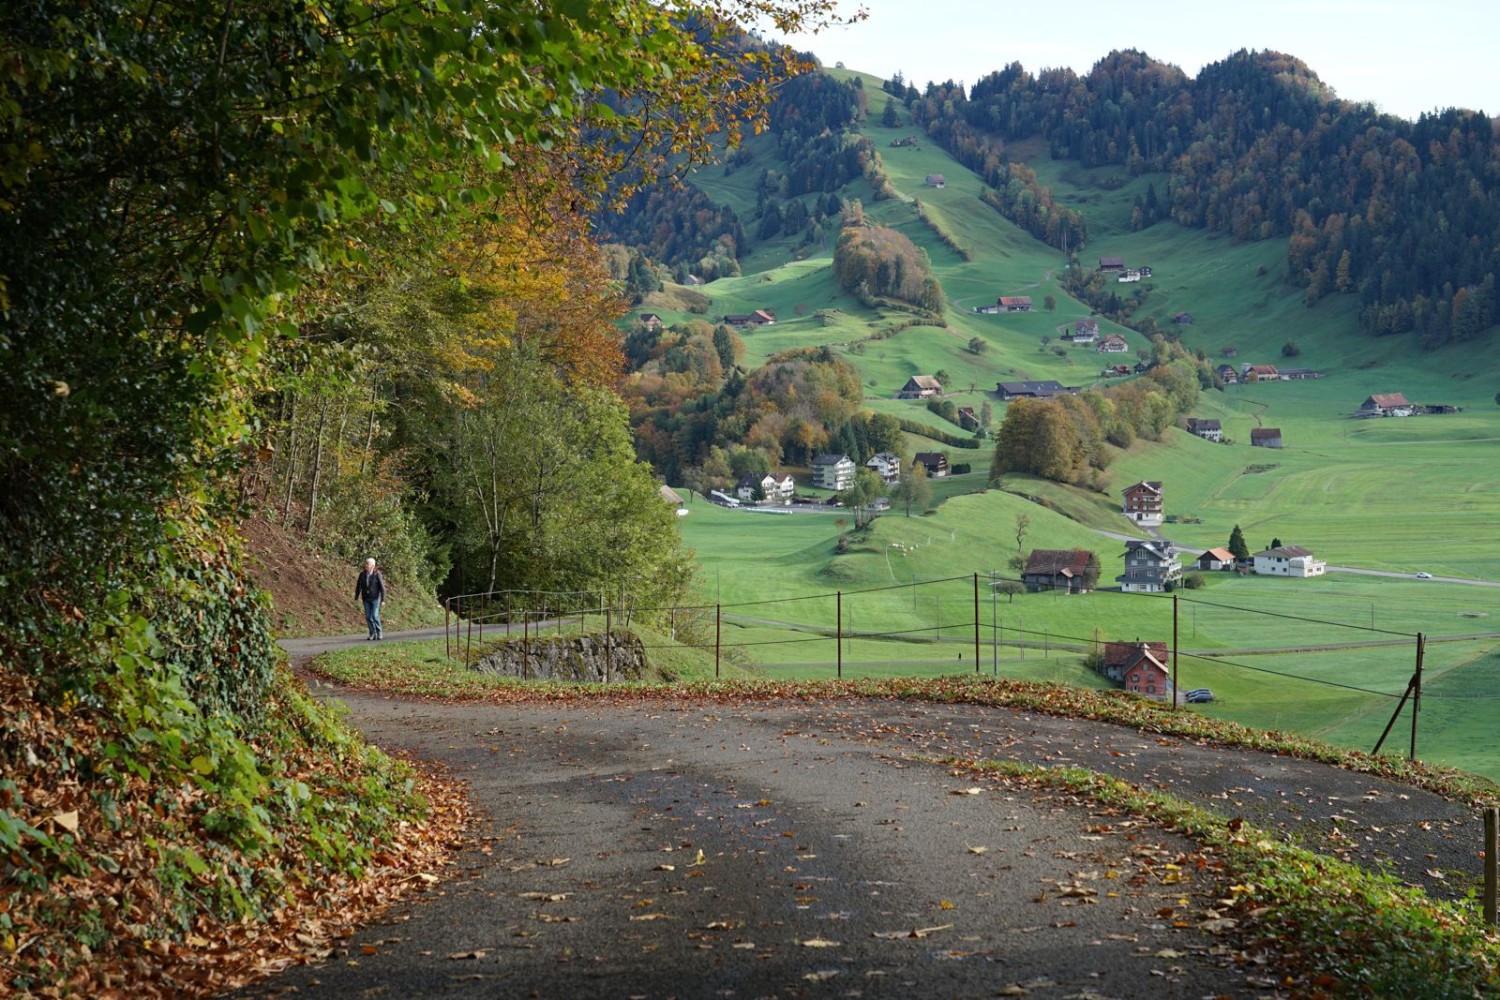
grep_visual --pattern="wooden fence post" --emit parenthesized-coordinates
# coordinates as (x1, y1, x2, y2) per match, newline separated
(1484, 807, 1497, 927)
(972, 573, 980, 674)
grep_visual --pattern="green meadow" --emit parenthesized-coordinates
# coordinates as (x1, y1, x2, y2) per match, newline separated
(650, 80, 1500, 781)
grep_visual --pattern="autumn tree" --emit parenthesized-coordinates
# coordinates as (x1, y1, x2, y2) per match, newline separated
(891, 460, 932, 516)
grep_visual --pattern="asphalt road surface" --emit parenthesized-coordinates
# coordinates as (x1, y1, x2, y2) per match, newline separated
(246, 638, 1490, 999)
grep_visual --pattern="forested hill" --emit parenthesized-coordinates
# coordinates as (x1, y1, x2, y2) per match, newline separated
(609, 47, 1499, 351)
(902, 48, 1498, 348)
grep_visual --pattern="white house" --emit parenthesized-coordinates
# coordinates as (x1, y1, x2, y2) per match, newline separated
(766, 473, 796, 503)
(811, 453, 857, 491)
(1253, 546, 1327, 578)
(866, 452, 901, 484)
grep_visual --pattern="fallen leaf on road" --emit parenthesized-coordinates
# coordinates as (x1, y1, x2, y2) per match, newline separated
(518, 892, 567, 902)
(804, 970, 840, 982)
(872, 924, 954, 940)
(630, 913, 669, 922)
(447, 950, 488, 960)
(799, 937, 840, 947)
(967, 845, 988, 855)
(951, 788, 983, 796)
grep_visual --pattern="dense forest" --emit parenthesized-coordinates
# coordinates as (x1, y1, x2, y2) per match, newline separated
(898, 49, 1499, 348)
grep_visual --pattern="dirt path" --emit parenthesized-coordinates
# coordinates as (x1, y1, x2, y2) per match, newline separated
(252, 634, 1491, 997)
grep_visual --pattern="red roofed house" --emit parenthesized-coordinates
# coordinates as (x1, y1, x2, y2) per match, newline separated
(997, 296, 1033, 312)
(1122, 646, 1174, 701)
(1021, 549, 1101, 595)
(1195, 547, 1237, 571)
(1098, 257, 1126, 272)
(1097, 334, 1129, 354)
(1359, 393, 1413, 417)
(1101, 640, 1168, 684)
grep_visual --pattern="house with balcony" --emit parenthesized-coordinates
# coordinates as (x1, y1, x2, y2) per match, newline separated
(1116, 540, 1181, 593)
(1121, 480, 1164, 526)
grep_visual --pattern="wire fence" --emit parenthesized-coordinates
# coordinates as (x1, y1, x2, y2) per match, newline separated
(441, 572, 1500, 764)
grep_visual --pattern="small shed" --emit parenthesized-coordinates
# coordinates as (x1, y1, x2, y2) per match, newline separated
(1250, 427, 1283, 449)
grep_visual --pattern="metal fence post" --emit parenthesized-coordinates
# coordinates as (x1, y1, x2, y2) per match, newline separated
(836, 591, 842, 680)
(1411, 632, 1425, 761)
(715, 603, 721, 679)
(605, 607, 612, 684)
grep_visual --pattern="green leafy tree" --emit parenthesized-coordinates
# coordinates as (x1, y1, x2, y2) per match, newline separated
(1228, 524, 1251, 562)
(968, 336, 988, 355)
(891, 460, 931, 516)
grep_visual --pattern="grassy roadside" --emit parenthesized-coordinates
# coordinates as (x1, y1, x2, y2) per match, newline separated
(950, 758, 1500, 999)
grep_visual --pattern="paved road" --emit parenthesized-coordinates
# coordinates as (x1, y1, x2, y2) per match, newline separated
(255, 631, 1491, 998)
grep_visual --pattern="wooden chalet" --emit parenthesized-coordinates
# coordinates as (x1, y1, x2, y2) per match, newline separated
(898, 374, 943, 399)
(1121, 480, 1164, 526)
(1186, 418, 1222, 442)
(1021, 549, 1099, 595)
(913, 452, 949, 478)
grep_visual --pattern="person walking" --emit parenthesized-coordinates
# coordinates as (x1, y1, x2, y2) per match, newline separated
(355, 557, 386, 640)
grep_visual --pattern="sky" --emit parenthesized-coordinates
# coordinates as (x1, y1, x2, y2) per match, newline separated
(769, 0, 1499, 122)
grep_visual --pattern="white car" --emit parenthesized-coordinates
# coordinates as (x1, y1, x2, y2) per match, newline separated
(1415, 571, 1433, 579)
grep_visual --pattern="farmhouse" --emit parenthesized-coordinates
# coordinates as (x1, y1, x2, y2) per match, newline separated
(1021, 549, 1099, 595)
(898, 375, 943, 399)
(913, 452, 949, 478)
(659, 484, 685, 506)
(996, 380, 1074, 401)
(957, 406, 980, 431)
(1117, 269, 1142, 283)
(639, 313, 663, 330)
(866, 453, 901, 483)
(1097, 334, 1129, 354)
(1072, 318, 1100, 340)
(925, 173, 946, 187)
(1280, 367, 1324, 380)
(1241, 364, 1280, 381)
(1216, 365, 1239, 384)
(1250, 427, 1283, 449)
(1100, 364, 1132, 378)
(997, 295, 1033, 312)
(723, 309, 775, 328)
(1121, 480, 1164, 526)
(1195, 547, 1237, 571)
(1098, 257, 1125, 272)
(1253, 545, 1326, 578)
(1174, 312, 1194, 325)
(1116, 540, 1180, 593)
(1186, 418, 1223, 442)
(1101, 641, 1168, 683)
(811, 454, 856, 491)
(1122, 648, 1173, 701)
(1360, 393, 1413, 417)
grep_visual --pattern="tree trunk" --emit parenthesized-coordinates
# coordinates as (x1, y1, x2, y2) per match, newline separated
(305, 399, 329, 536)
(280, 391, 299, 526)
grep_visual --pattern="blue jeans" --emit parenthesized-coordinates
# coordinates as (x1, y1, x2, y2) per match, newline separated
(363, 597, 382, 638)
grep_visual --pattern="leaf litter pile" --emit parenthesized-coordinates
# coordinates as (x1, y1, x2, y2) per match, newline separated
(1, 666, 472, 997)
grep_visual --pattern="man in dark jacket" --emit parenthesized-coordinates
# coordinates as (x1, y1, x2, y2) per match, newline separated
(355, 558, 386, 640)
